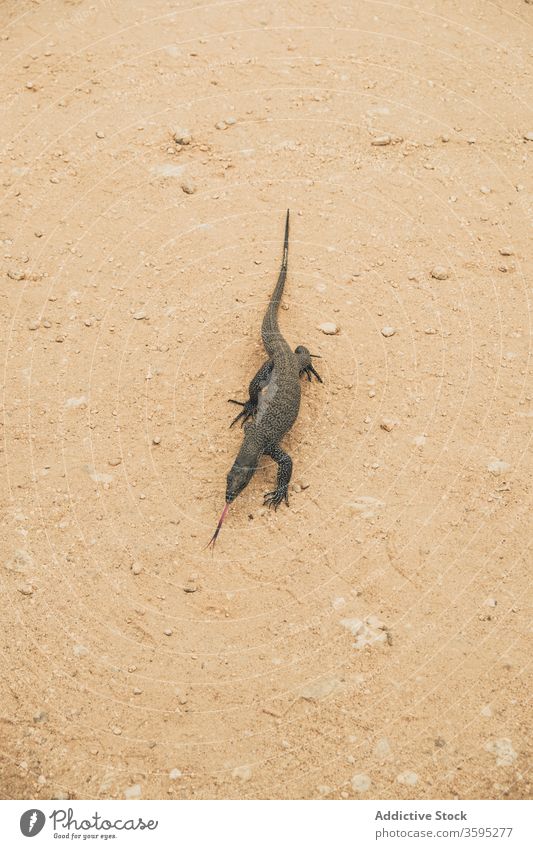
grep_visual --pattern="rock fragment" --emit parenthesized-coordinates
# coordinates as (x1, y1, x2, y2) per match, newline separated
(487, 459, 510, 476)
(340, 616, 388, 649)
(124, 784, 141, 799)
(351, 773, 372, 792)
(431, 265, 449, 280)
(371, 135, 391, 146)
(300, 676, 341, 701)
(232, 765, 252, 781)
(318, 322, 339, 335)
(397, 771, 419, 786)
(485, 738, 517, 766)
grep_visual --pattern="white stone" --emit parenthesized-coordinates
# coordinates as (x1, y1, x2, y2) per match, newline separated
(431, 265, 449, 280)
(348, 496, 385, 519)
(485, 738, 517, 766)
(232, 765, 252, 781)
(318, 322, 339, 335)
(124, 784, 141, 799)
(374, 738, 392, 759)
(487, 459, 510, 476)
(351, 773, 372, 792)
(300, 676, 341, 701)
(397, 770, 419, 786)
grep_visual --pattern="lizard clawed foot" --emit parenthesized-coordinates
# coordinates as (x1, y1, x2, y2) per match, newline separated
(228, 399, 255, 428)
(301, 364, 323, 383)
(263, 487, 289, 510)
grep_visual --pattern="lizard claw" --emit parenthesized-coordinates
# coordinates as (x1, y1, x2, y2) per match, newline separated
(228, 399, 255, 428)
(302, 365, 323, 383)
(263, 488, 289, 510)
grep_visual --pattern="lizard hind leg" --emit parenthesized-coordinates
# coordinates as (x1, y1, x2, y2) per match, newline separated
(295, 345, 323, 383)
(263, 445, 293, 509)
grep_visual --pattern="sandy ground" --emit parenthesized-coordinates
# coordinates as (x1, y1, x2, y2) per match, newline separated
(0, 0, 531, 801)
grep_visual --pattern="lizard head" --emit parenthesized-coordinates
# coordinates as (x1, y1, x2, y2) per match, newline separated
(225, 461, 256, 503)
(206, 450, 258, 549)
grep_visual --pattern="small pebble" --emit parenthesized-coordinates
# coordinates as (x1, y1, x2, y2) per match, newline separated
(371, 134, 391, 146)
(124, 784, 142, 799)
(108, 457, 122, 466)
(319, 321, 339, 335)
(487, 459, 510, 476)
(225, 117, 237, 126)
(33, 710, 47, 723)
(215, 121, 227, 130)
(523, 132, 533, 142)
(73, 644, 88, 657)
(133, 687, 143, 695)
(374, 738, 392, 759)
(112, 726, 122, 736)
(131, 563, 142, 575)
(25, 81, 35, 90)
(164, 628, 173, 636)
(485, 738, 517, 767)
(95, 130, 105, 139)
(169, 768, 182, 780)
(232, 765, 252, 781)
(317, 785, 332, 796)
(173, 132, 191, 145)
(381, 326, 395, 337)
(434, 737, 446, 748)
(83, 318, 93, 327)
(431, 265, 449, 280)
(480, 185, 491, 194)
(28, 321, 40, 331)
(380, 418, 397, 432)
(499, 247, 514, 256)
(181, 180, 196, 195)
(152, 435, 161, 445)
(351, 773, 372, 792)
(133, 310, 147, 320)
(18, 584, 34, 596)
(397, 770, 419, 786)
(7, 269, 26, 281)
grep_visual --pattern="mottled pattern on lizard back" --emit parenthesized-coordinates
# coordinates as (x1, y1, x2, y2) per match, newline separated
(253, 209, 301, 447)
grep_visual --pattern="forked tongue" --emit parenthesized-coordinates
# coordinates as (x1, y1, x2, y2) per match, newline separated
(205, 502, 230, 549)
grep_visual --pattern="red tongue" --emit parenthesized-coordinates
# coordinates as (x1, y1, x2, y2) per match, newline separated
(205, 502, 230, 549)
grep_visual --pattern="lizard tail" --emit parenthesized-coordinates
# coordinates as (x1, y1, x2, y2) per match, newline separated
(261, 209, 290, 357)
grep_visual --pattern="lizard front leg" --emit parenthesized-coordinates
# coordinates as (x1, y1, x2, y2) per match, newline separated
(228, 359, 274, 427)
(263, 444, 293, 509)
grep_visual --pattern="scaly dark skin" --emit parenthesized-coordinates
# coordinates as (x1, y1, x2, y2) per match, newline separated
(207, 209, 322, 547)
